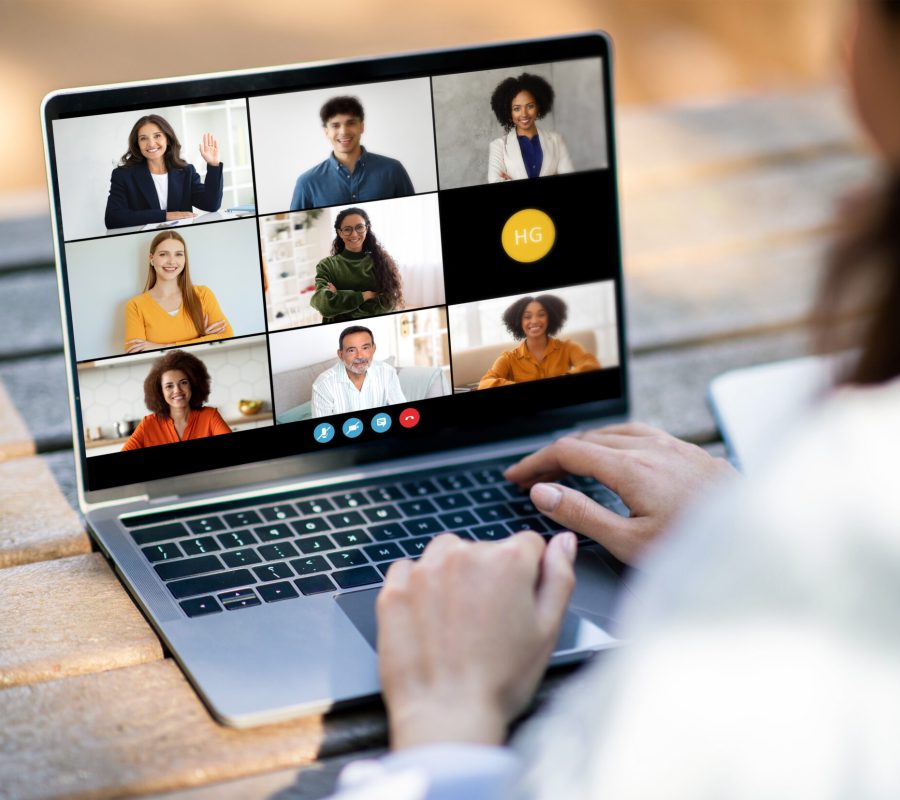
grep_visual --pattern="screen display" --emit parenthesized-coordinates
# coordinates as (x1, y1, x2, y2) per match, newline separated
(45, 35, 624, 492)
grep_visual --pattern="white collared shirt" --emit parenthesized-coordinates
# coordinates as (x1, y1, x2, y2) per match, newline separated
(311, 359, 406, 418)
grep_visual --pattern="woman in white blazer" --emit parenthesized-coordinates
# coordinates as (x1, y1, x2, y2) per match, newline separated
(487, 73, 574, 182)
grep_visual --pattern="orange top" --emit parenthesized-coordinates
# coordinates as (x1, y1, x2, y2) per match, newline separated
(121, 406, 232, 451)
(478, 338, 601, 390)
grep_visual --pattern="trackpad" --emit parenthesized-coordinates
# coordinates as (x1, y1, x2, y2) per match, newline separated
(335, 588, 615, 653)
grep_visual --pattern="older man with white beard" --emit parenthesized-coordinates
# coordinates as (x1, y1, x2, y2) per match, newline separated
(311, 325, 406, 418)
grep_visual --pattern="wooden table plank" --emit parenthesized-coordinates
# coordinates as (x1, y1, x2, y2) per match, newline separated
(0, 453, 87, 567)
(0, 553, 160, 687)
(0, 659, 382, 800)
(0, 380, 35, 460)
(0, 355, 71, 452)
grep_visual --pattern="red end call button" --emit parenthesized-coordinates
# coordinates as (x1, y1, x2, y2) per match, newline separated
(398, 408, 420, 428)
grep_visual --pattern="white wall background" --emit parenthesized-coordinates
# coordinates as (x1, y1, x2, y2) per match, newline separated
(269, 314, 401, 374)
(53, 101, 253, 242)
(249, 78, 438, 214)
(448, 281, 619, 366)
(66, 218, 266, 361)
(432, 58, 607, 190)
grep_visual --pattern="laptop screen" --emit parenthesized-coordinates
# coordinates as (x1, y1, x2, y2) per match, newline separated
(43, 34, 626, 494)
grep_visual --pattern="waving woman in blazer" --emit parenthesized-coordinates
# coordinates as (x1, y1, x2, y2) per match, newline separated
(104, 114, 224, 230)
(487, 73, 574, 183)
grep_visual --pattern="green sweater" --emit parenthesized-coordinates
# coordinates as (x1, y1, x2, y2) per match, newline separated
(309, 250, 394, 323)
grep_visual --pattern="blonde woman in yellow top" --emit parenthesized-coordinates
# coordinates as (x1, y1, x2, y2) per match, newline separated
(125, 231, 233, 354)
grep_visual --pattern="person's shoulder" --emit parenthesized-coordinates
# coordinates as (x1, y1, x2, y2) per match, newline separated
(365, 150, 406, 170)
(313, 362, 340, 384)
(296, 158, 331, 183)
(194, 285, 213, 299)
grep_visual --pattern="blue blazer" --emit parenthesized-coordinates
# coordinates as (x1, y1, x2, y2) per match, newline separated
(104, 161, 224, 229)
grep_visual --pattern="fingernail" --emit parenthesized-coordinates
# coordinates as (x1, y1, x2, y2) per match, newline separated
(557, 531, 577, 561)
(531, 482, 562, 512)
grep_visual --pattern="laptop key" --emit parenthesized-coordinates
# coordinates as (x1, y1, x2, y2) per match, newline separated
(367, 486, 405, 504)
(291, 518, 330, 536)
(434, 493, 468, 510)
(472, 524, 511, 541)
(216, 530, 259, 549)
(364, 542, 405, 562)
(296, 498, 334, 515)
(509, 517, 550, 533)
(401, 479, 438, 497)
(468, 488, 506, 504)
(296, 535, 336, 554)
(363, 505, 401, 523)
(402, 517, 442, 536)
(179, 595, 222, 617)
(401, 536, 433, 556)
(142, 542, 183, 562)
(439, 511, 479, 529)
(155, 554, 224, 581)
(398, 498, 438, 516)
(258, 541, 300, 561)
(186, 517, 225, 535)
(327, 549, 369, 569)
(332, 566, 381, 590)
(369, 522, 407, 541)
(332, 529, 372, 547)
(437, 474, 473, 491)
(221, 549, 262, 568)
(295, 574, 337, 595)
(471, 467, 505, 484)
(475, 504, 513, 523)
(508, 500, 538, 516)
(223, 510, 263, 527)
(290, 555, 330, 575)
(253, 523, 295, 542)
(131, 522, 189, 546)
(253, 562, 295, 582)
(332, 492, 369, 509)
(258, 581, 299, 602)
(168, 569, 256, 600)
(218, 589, 261, 610)
(327, 511, 366, 529)
(181, 536, 220, 556)
(260, 504, 298, 522)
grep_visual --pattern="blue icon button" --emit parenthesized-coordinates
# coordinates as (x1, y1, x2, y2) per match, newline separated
(342, 417, 364, 438)
(313, 423, 334, 443)
(371, 412, 392, 433)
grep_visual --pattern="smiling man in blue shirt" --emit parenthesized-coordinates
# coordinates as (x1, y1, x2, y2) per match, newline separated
(290, 96, 415, 211)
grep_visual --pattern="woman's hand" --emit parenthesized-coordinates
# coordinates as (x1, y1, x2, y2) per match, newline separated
(504, 422, 737, 564)
(361, 290, 377, 302)
(199, 133, 220, 166)
(203, 315, 227, 336)
(498, 170, 512, 181)
(125, 338, 164, 354)
(325, 282, 338, 294)
(377, 530, 576, 750)
(165, 211, 196, 221)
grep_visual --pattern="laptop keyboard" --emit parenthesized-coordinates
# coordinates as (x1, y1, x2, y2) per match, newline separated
(121, 460, 629, 618)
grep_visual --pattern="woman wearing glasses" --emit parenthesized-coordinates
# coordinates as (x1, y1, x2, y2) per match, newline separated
(310, 206, 403, 324)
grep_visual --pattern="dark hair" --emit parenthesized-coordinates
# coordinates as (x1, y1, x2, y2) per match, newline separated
(331, 207, 404, 309)
(143, 231, 205, 339)
(119, 114, 188, 170)
(320, 96, 365, 125)
(339, 325, 374, 350)
(502, 294, 567, 340)
(142, 350, 211, 417)
(816, 1, 900, 385)
(490, 73, 555, 132)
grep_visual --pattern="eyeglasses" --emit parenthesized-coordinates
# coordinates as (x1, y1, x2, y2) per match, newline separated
(338, 223, 369, 237)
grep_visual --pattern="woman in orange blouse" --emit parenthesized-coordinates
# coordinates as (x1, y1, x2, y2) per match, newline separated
(124, 231, 232, 354)
(122, 349, 231, 450)
(478, 294, 600, 390)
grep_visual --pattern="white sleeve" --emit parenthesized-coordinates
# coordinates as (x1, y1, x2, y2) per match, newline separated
(331, 743, 521, 800)
(386, 365, 407, 406)
(310, 376, 334, 418)
(487, 137, 508, 183)
(554, 133, 574, 174)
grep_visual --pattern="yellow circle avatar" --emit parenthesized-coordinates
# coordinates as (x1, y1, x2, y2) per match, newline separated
(501, 208, 556, 263)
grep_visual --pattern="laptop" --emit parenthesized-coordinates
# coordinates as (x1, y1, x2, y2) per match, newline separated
(42, 32, 635, 727)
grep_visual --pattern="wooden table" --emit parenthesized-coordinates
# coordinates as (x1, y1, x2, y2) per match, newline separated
(0, 87, 872, 799)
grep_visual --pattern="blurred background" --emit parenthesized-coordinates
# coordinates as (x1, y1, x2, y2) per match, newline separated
(2, 0, 845, 213)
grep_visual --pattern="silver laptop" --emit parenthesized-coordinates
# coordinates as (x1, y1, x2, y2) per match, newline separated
(42, 33, 633, 727)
